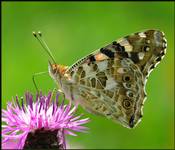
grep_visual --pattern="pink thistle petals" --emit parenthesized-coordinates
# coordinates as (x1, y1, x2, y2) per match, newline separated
(2, 91, 90, 149)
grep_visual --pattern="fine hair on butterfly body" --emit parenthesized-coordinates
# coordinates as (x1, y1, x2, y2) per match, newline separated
(34, 30, 167, 129)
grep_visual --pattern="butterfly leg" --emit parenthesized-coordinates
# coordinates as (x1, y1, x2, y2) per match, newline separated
(57, 89, 65, 101)
(49, 87, 57, 101)
(32, 71, 48, 93)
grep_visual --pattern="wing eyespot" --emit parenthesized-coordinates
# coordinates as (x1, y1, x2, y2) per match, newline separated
(122, 99, 132, 109)
(127, 91, 134, 98)
(126, 83, 131, 88)
(123, 74, 131, 82)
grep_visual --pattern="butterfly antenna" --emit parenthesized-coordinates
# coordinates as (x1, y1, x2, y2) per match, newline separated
(33, 31, 57, 64)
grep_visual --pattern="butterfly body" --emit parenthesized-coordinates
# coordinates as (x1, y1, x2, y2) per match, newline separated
(49, 30, 167, 128)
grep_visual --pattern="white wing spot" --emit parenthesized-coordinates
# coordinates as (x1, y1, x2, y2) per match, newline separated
(105, 77, 117, 90)
(97, 61, 108, 71)
(145, 47, 150, 52)
(138, 32, 146, 38)
(138, 52, 145, 60)
(117, 68, 127, 74)
(154, 31, 163, 47)
(117, 38, 133, 52)
(146, 40, 150, 44)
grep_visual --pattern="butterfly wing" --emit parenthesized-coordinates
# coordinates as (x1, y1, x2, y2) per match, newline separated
(67, 29, 167, 78)
(67, 58, 145, 128)
(63, 29, 167, 128)
(115, 30, 167, 77)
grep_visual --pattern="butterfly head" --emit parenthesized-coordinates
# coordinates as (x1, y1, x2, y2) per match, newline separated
(48, 61, 68, 85)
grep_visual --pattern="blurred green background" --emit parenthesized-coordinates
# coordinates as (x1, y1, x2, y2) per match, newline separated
(2, 2, 174, 149)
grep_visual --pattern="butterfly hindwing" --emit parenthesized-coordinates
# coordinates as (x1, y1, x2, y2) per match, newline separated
(65, 56, 146, 128)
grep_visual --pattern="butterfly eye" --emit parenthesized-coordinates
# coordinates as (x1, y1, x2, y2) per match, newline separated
(123, 74, 131, 82)
(51, 64, 58, 74)
(122, 99, 132, 109)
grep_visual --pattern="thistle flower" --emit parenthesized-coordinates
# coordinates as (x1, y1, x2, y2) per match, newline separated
(2, 92, 89, 149)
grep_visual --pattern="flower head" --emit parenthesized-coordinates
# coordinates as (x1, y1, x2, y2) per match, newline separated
(2, 92, 89, 149)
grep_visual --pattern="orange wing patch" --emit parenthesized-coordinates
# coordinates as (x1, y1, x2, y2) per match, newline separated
(95, 53, 109, 61)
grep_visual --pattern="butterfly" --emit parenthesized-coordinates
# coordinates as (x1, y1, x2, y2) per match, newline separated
(34, 29, 167, 128)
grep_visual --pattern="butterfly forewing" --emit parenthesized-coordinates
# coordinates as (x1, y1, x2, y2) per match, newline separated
(115, 30, 167, 77)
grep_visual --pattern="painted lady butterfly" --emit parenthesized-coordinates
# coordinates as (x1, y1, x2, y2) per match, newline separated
(34, 30, 167, 128)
